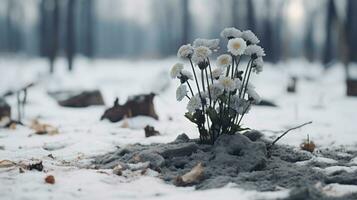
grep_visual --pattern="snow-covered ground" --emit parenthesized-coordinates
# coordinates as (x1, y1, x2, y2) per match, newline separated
(1, 57, 357, 199)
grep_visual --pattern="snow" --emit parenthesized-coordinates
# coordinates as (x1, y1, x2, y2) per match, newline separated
(1, 57, 357, 199)
(318, 183, 357, 197)
(296, 156, 338, 166)
(318, 166, 357, 176)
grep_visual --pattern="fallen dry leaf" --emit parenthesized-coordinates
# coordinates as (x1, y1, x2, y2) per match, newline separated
(9, 123, 16, 130)
(0, 160, 16, 168)
(174, 162, 204, 186)
(300, 141, 316, 153)
(45, 175, 55, 184)
(300, 135, 316, 153)
(30, 119, 58, 135)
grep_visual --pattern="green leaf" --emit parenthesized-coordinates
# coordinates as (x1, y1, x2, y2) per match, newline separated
(184, 112, 197, 124)
(193, 110, 205, 125)
(206, 107, 219, 124)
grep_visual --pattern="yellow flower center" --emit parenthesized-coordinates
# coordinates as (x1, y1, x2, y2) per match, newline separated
(233, 42, 241, 49)
(220, 58, 229, 65)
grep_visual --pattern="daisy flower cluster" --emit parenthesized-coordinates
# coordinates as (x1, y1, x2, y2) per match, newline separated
(171, 27, 265, 144)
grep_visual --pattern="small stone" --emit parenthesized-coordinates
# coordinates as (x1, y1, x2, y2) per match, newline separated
(174, 133, 190, 143)
(0, 98, 11, 122)
(137, 151, 165, 169)
(27, 161, 43, 171)
(113, 164, 124, 176)
(45, 175, 55, 184)
(160, 143, 198, 159)
(144, 125, 160, 137)
(243, 130, 263, 141)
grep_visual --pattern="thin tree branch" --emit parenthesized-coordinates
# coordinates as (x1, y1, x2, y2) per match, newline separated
(270, 121, 313, 147)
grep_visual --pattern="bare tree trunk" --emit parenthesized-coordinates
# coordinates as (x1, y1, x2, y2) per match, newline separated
(346, 0, 357, 64)
(40, 0, 59, 74)
(304, 11, 316, 62)
(66, 0, 76, 71)
(182, 0, 190, 44)
(246, 0, 255, 31)
(261, 0, 274, 62)
(86, 0, 94, 58)
(323, 0, 337, 66)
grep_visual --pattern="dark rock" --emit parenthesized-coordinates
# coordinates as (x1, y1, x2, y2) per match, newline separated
(101, 93, 158, 122)
(347, 79, 357, 97)
(325, 171, 357, 185)
(287, 76, 298, 93)
(243, 130, 263, 141)
(160, 143, 199, 159)
(137, 150, 165, 169)
(270, 145, 312, 163)
(49, 90, 104, 107)
(174, 133, 190, 143)
(0, 98, 11, 120)
(283, 187, 324, 200)
(257, 99, 277, 107)
(27, 161, 43, 171)
(213, 134, 267, 172)
(144, 125, 160, 137)
(171, 157, 189, 169)
(94, 134, 357, 196)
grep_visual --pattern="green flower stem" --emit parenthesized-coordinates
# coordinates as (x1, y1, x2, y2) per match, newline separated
(231, 55, 235, 79)
(186, 81, 194, 96)
(237, 101, 252, 127)
(189, 59, 207, 142)
(241, 60, 254, 99)
(226, 65, 231, 77)
(205, 68, 212, 106)
(207, 58, 214, 84)
(189, 58, 202, 99)
(234, 56, 241, 77)
(239, 59, 252, 97)
(201, 69, 206, 92)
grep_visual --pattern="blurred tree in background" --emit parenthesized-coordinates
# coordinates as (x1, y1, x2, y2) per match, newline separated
(0, 0, 356, 73)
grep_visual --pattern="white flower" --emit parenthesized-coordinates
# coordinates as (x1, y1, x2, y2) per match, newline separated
(187, 95, 201, 113)
(208, 82, 224, 100)
(180, 69, 194, 80)
(191, 46, 212, 64)
(216, 54, 232, 68)
(233, 78, 242, 90)
(218, 76, 235, 92)
(220, 27, 242, 39)
(227, 38, 247, 56)
(177, 44, 194, 59)
(252, 57, 264, 74)
(193, 38, 220, 51)
(230, 95, 251, 114)
(170, 63, 184, 78)
(176, 84, 187, 101)
(186, 93, 207, 113)
(211, 67, 224, 79)
(245, 45, 265, 57)
(247, 86, 261, 104)
(242, 30, 260, 45)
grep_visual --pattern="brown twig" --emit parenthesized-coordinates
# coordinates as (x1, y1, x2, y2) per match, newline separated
(269, 121, 312, 149)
